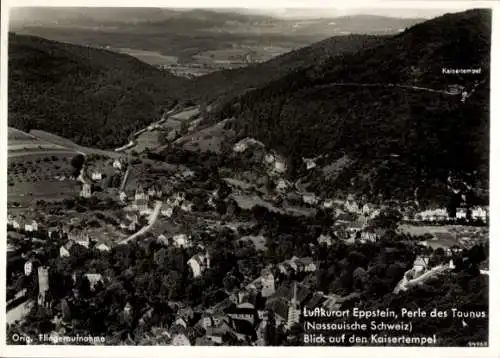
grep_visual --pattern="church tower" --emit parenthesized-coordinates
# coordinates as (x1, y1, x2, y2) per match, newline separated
(287, 281, 300, 329)
(38, 266, 50, 307)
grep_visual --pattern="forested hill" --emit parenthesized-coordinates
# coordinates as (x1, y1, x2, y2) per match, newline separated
(8, 33, 188, 149)
(181, 34, 386, 103)
(214, 9, 490, 203)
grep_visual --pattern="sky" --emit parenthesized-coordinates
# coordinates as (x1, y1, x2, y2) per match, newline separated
(239, 7, 475, 19)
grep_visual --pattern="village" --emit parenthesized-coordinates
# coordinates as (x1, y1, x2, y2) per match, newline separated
(6, 130, 489, 345)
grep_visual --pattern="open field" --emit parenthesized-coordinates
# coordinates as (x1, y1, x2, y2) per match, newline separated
(175, 118, 236, 154)
(128, 130, 161, 153)
(29, 130, 123, 158)
(113, 47, 179, 66)
(170, 107, 200, 121)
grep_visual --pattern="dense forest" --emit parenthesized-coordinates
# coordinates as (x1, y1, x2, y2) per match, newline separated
(213, 9, 490, 202)
(8, 33, 188, 149)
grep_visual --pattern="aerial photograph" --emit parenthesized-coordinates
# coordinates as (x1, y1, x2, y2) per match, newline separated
(4, 5, 490, 347)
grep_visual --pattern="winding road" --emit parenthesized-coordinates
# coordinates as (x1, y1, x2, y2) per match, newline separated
(118, 201, 162, 245)
(315, 82, 465, 96)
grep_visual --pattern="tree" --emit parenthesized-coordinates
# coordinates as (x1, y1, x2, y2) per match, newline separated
(70, 154, 85, 171)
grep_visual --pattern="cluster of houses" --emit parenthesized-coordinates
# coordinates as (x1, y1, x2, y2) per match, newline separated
(160, 191, 195, 218)
(7, 215, 39, 232)
(410, 206, 488, 223)
(166, 261, 359, 346)
(59, 229, 111, 257)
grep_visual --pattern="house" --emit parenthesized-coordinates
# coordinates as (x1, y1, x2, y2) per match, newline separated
(157, 234, 169, 246)
(278, 262, 294, 276)
(96, 243, 111, 252)
(303, 158, 317, 170)
(161, 205, 174, 219)
(456, 208, 467, 220)
(123, 302, 133, 317)
(85, 273, 104, 291)
(302, 193, 319, 206)
(147, 187, 162, 198)
(170, 333, 191, 346)
(172, 234, 191, 248)
(344, 194, 360, 214)
(360, 227, 378, 243)
(299, 257, 317, 272)
(91, 171, 102, 181)
(60, 242, 73, 257)
(260, 271, 276, 298)
(113, 159, 123, 170)
(322, 199, 334, 209)
(361, 203, 376, 216)
(346, 221, 365, 240)
(413, 256, 430, 273)
(181, 201, 194, 212)
(471, 206, 488, 222)
(273, 159, 286, 174)
(317, 234, 333, 247)
(414, 208, 448, 222)
(68, 231, 90, 248)
(12, 219, 20, 230)
(80, 183, 92, 198)
(225, 306, 257, 326)
(187, 252, 210, 278)
(25, 220, 38, 232)
(264, 153, 275, 164)
(133, 187, 150, 213)
(276, 179, 290, 193)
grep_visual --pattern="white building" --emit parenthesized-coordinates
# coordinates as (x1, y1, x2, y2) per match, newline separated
(303, 193, 319, 205)
(173, 234, 191, 248)
(317, 234, 333, 247)
(261, 271, 276, 298)
(161, 206, 174, 218)
(113, 159, 123, 170)
(181, 201, 193, 212)
(303, 158, 317, 170)
(25, 220, 38, 232)
(413, 256, 430, 273)
(322, 199, 334, 209)
(471, 206, 488, 222)
(264, 153, 275, 164)
(273, 160, 286, 174)
(344, 194, 359, 214)
(456, 208, 467, 220)
(187, 252, 210, 278)
(91, 171, 102, 181)
(119, 191, 127, 203)
(80, 183, 92, 198)
(96, 243, 111, 252)
(276, 179, 290, 192)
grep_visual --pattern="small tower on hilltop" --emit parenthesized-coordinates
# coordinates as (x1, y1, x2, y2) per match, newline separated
(38, 266, 50, 307)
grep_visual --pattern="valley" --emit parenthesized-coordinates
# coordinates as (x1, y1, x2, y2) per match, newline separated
(5, 7, 490, 349)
